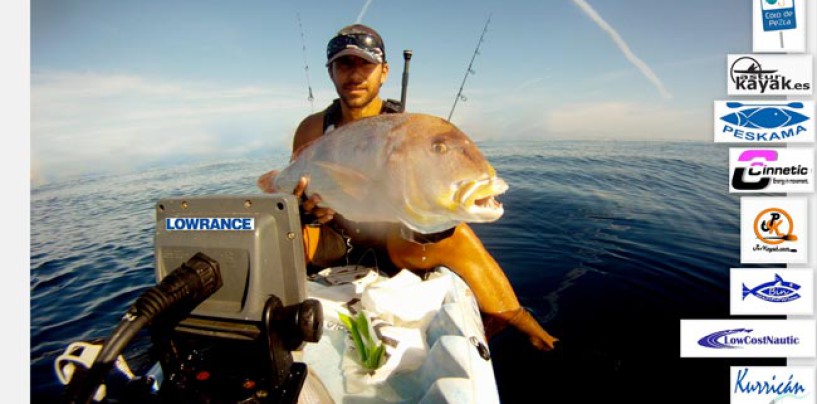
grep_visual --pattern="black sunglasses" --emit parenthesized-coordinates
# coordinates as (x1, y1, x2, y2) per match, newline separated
(326, 33, 385, 62)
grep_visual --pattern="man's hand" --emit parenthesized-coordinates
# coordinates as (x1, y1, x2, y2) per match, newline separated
(294, 176, 336, 224)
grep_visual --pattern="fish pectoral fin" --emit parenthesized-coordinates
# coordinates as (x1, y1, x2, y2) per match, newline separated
(257, 170, 280, 193)
(314, 161, 371, 200)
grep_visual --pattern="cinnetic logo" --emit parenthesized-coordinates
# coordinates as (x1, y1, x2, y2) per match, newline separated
(729, 148, 814, 193)
(728, 54, 813, 96)
(730, 366, 814, 404)
(714, 100, 814, 143)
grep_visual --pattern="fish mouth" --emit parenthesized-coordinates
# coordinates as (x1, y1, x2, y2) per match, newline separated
(453, 177, 508, 218)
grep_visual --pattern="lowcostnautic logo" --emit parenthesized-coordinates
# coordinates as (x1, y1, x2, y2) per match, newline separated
(697, 328, 799, 349)
(165, 217, 255, 231)
(733, 367, 809, 401)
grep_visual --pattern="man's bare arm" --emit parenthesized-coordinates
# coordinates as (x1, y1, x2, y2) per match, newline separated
(290, 111, 336, 224)
(292, 112, 324, 159)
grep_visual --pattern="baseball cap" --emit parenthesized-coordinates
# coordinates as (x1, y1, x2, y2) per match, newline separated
(326, 24, 386, 66)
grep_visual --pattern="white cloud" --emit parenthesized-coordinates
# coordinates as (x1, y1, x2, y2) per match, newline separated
(356, 0, 374, 23)
(31, 70, 317, 184)
(30, 69, 711, 186)
(570, 0, 672, 100)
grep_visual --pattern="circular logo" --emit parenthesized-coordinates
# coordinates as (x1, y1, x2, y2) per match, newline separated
(729, 57, 770, 84)
(753, 207, 797, 245)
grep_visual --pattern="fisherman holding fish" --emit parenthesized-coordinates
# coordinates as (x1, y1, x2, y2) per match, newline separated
(258, 24, 558, 352)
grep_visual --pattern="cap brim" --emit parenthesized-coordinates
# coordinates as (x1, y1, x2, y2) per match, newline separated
(326, 48, 382, 66)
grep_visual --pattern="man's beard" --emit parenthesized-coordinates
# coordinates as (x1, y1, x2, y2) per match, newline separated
(339, 87, 378, 108)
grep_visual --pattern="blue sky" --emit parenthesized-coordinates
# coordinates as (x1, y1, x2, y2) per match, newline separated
(30, 0, 753, 185)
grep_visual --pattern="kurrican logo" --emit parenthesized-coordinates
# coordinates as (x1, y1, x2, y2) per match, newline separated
(742, 273, 801, 303)
(730, 149, 810, 191)
(730, 56, 811, 94)
(733, 367, 810, 402)
(718, 101, 811, 142)
(697, 328, 800, 349)
(753, 207, 798, 246)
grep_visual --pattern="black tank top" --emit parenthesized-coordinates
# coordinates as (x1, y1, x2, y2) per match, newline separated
(321, 98, 403, 133)
(312, 98, 403, 274)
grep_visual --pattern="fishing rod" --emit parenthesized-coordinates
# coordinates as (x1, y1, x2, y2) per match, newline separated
(297, 13, 315, 112)
(448, 14, 491, 122)
(400, 49, 413, 112)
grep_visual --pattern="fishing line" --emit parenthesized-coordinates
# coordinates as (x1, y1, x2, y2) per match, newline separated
(448, 14, 491, 123)
(297, 13, 315, 112)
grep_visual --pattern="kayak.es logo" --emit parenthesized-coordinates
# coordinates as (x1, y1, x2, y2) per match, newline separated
(731, 366, 814, 404)
(728, 54, 813, 96)
(742, 273, 801, 303)
(714, 100, 814, 143)
(729, 148, 814, 193)
(741, 197, 808, 264)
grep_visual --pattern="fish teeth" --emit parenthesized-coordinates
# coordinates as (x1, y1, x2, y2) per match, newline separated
(458, 179, 488, 204)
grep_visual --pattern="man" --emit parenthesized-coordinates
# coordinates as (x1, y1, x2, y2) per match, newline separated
(279, 24, 557, 351)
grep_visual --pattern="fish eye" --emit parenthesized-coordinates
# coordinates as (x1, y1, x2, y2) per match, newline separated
(432, 142, 447, 154)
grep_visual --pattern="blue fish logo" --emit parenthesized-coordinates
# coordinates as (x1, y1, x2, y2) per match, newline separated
(742, 274, 801, 303)
(721, 103, 809, 129)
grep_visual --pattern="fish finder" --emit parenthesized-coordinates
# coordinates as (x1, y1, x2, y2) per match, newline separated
(151, 194, 323, 403)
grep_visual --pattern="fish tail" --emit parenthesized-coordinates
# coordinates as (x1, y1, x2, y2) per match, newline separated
(742, 284, 750, 300)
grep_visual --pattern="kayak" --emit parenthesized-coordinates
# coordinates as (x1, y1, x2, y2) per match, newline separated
(53, 194, 500, 403)
(53, 265, 500, 404)
(297, 265, 500, 404)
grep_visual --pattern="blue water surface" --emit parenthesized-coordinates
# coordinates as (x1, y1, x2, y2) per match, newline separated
(30, 141, 780, 403)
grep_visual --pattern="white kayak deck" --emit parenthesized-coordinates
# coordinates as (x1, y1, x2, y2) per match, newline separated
(297, 266, 500, 404)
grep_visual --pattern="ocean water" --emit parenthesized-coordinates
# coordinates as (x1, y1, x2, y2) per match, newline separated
(30, 141, 781, 403)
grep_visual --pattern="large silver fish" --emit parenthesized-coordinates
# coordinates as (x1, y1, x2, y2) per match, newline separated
(258, 113, 507, 234)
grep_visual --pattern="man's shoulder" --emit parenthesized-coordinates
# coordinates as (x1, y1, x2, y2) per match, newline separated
(293, 111, 326, 152)
(297, 111, 325, 134)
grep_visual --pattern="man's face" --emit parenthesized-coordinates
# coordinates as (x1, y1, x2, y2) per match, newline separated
(329, 56, 389, 108)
